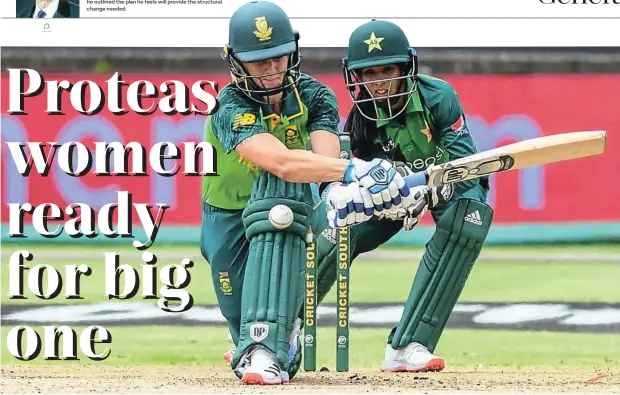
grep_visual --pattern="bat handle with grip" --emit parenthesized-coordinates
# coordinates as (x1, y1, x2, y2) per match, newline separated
(403, 170, 429, 190)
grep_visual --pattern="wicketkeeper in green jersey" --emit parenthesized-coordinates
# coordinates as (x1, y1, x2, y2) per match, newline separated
(304, 19, 495, 373)
(201, 2, 417, 384)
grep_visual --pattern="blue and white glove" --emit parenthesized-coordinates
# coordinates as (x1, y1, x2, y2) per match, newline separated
(375, 161, 455, 230)
(323, 181, 374, 228)
(342, 158, 415, 214)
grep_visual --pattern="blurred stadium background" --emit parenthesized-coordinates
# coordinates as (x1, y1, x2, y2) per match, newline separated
(2, 47, 619, 246)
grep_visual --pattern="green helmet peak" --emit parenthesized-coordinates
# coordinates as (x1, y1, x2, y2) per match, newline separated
(342, 19, 419, 122)
(224, 1, 301, 104)
(227, 1, 297, 63)
(346, 19, 411, 71)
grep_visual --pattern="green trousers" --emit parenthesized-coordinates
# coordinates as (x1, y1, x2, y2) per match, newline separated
(202, 181, 487, 347)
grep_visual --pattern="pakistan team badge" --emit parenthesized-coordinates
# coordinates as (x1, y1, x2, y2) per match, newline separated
(219, 271, 233, 295)
(421, 120, 432, 143)
(253, 16, 273, 41)
(364, 32, 384, 52)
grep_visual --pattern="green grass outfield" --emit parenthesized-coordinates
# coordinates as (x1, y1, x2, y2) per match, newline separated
(1, 243, 619, 370)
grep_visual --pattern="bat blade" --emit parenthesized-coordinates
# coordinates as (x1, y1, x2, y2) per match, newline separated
(405, 130, 607, 189)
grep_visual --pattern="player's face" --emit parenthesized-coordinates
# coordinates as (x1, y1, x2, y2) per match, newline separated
(243, 56, 289, 90)
(357, 64, 402, 101)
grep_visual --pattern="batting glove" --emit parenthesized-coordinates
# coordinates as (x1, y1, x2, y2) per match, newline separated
(323, 181, 375, 228)
(342, 158, 415, 215)
(376, 184, 455, 230)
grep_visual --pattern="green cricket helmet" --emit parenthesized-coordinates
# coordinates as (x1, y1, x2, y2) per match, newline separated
(342, 19, 419, 122)
(223, 1, 301, 103)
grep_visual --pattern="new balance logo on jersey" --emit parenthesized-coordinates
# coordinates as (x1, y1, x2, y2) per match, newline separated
(464, 210, 483, 226)
(250, 323, 269, 342)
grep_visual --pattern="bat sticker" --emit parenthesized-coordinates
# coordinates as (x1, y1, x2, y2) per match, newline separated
(436, 155, 515, 185)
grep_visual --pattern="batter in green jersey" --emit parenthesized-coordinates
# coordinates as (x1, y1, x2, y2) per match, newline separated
(202, 72, 340, 210)
(305, 19, 494, 373)
(201, 2, 416, 385)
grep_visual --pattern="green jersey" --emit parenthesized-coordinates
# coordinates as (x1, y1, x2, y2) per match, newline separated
(202, 73, 340, 210)
(351, 74, 488, 195)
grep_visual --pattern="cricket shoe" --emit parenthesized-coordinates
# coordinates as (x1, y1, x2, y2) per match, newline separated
(225, 319, 301, 380)
(223, 348, 236, 366)
(241, 346, 289, 385)
(380, 342, 445, 373)
(223, 333, 235, 366)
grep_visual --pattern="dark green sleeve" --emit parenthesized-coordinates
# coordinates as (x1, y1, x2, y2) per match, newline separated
(425, 77, 488, 194)
(211, 90, 264, 154)
(433, 87, 479, 160)
(305, 83, 341, 135)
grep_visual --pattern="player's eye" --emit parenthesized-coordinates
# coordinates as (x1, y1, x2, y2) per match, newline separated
(381, 65, 400, 77)
(250, 59, 270, 68)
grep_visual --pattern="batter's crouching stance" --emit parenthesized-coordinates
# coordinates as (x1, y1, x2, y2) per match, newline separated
(200, 2, 414, 384)
(302, 19, 495, 373)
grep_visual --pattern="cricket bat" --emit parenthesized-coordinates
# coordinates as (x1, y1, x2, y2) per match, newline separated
(404, 130, 608, 189)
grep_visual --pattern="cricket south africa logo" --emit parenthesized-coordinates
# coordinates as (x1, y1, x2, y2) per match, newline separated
(253, 17, 273, 41)
(218, 272, 232, 296)
(285, 125, 301, 146)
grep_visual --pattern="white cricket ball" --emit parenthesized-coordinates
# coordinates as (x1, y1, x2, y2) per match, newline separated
(269, 204, 294, 229)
